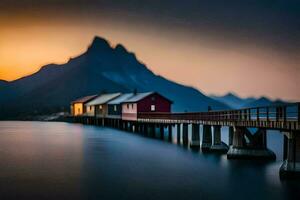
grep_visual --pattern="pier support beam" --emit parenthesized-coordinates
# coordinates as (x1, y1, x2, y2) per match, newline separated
(211, 125, 229, 153)
(129, 122, 134, 132)
(111, 119, 114, 127)
(117, 119, 121, 129)
(177, 124, 181, 144)
(134, 123, 141, 134)
(143, 123, 148, 135)
(122, 121, 127, 131)
(168, 124, 173, 141)
(114, 119, 118, 128)
(280, 131, 300, 179)
(141, 123, 146, 135)
(125, 121, 129, 131)
(201, 125, 212, 151)
(182, 123, 189, 145)
(229, 126, 234, 146)
(110, 119, 114, 127)
(190, 124, 200, 148)
(149, 124, 155, 138)
(160, 124, 164, 140)
(138, 123, 143, 134)
(227, 127, 275, 160)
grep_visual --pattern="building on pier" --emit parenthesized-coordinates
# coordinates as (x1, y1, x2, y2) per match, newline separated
(72, 97, 300, 179)
(107, 93, 135, 119)
(85, 93, 121, 117)
(122, 92, 172, 121)
(70, 95, 98, 116)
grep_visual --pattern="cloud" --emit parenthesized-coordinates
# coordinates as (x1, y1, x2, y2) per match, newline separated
(1, 0, 299, 54)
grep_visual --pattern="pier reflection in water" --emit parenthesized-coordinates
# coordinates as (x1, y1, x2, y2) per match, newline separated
(0, 121, 299, 200)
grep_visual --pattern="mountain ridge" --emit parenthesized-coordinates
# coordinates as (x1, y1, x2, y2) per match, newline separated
(211, 93, 289, 109)
(0, 36, 228, 119)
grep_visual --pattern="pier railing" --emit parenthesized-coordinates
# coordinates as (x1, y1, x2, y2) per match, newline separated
(138, 103, 300, 130)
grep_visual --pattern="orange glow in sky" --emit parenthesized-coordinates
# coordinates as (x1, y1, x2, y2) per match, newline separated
(0, 16, 299, 101)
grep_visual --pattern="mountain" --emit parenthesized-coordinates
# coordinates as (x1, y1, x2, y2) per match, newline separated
(242, 97, 287, 108)
(211, 93, 289, 109)
(210, 92, 255, 109)
(0, 80, 8, 88)
(0, 36, 228, 119)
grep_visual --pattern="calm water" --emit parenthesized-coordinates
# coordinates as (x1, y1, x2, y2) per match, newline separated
(0, 121, 299, 200)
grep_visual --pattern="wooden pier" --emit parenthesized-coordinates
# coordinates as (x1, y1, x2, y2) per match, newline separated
(73, 103, 300, 179)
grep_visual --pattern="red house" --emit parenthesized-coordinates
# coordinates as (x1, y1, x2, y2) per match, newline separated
(121, 92, 172, 121)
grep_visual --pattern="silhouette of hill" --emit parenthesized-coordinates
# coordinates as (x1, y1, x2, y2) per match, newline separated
(0, 80, 8, 88)
(0, 36, 228, 119)
(243, 97, 287, 108)
(211, 93, 255, 109)
(211, 93, 289, 109)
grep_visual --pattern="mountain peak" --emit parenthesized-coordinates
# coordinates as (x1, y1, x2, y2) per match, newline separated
(114, 43, 139, 63)
(0, 79, 9, 88)
(224, 92, 241, 99)
(87, 36, 111, 53)
(115, 44, 128, 53)
(257, 96, 270, 101)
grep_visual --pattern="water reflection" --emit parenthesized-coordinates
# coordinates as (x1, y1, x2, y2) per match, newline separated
(0, 121, 84, 199)
(0, 121, 299, 200)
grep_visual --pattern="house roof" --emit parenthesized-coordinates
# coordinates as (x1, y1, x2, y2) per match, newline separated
(71, 95, 98, 104)
(123, 92, 155, 103)
(123, 92, 173, 103)
(86, 93, 121, 106)
(107, 93, 135, 104)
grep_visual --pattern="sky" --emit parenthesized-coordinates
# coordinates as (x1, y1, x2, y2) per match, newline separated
(0, 0, 299, 101)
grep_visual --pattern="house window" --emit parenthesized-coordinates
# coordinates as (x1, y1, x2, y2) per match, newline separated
(127, 104, 129, 109)
(114, 105, 117, 111)
(131, 104, 134, 109)
(151, 105, 155, 111)
(151, 96, 156, 101)
(89, 106, 92, 110)
(99, 105, 102, 109)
